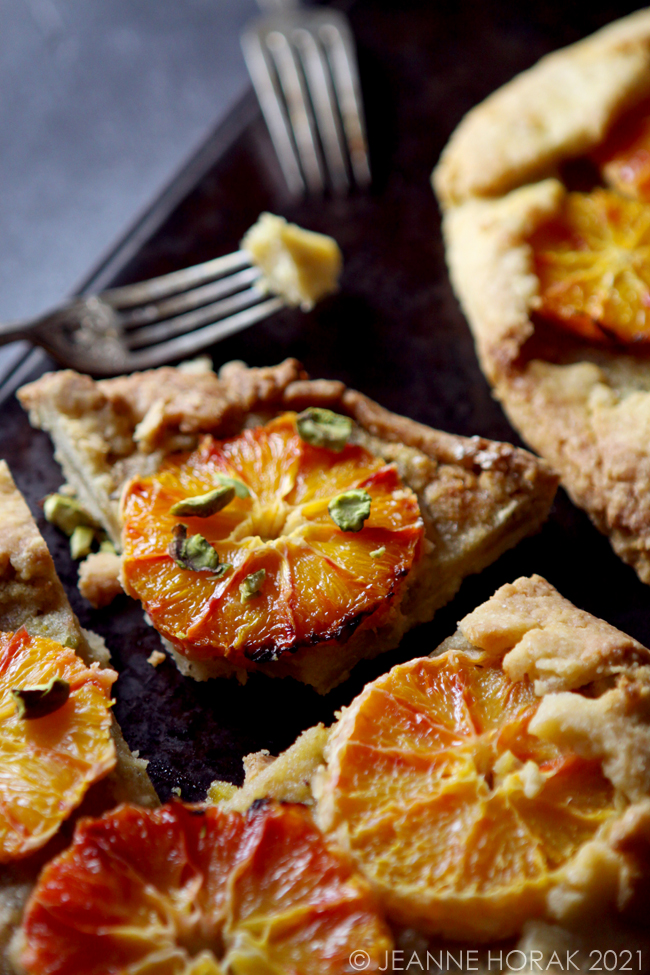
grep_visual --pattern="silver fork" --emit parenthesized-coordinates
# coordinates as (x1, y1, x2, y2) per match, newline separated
(0, 251, 285, 379)
(242, 0, 370, 196)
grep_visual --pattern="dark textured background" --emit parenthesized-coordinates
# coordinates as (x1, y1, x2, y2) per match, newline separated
(2, 0, 649, 801)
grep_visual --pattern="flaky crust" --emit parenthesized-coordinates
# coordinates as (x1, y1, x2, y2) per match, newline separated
(19, 359, 557, 691)
(434, 10, 650, 585)
(434, 8, 650, 207)
(0, 463, 157, 973)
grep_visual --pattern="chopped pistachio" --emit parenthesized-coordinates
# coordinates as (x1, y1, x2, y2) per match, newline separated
(99, 539, 117, 554)
(213, 473, 250, 499)
(169, 524, 231, 576)
(171, 786, 182, 798)
(207, 780, 239, 804)
(43, 494, 96, 536)
(171, 485, 235, 518)
(370, 546, 385, 559)
(240, 568, 266, 602)
(12, 677, 70, 719)
(70, 525, 95, 560)
(328, 489, 371, 533)
(296, 407, 352, 452)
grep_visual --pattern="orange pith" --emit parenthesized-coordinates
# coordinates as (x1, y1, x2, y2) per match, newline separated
(530, 188, 650, 343)
(19, 800, 393, 975)
(317, 650, 619, 942)
(593, 102, 650, 203)
(121, 413, 423, 667)
(0, 628, 116, 861)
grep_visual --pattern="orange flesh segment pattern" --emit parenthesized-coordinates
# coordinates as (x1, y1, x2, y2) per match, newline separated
(0, 628, 116, 861)
(121, 413, 423, 666)
(19, 800, 392, 975)
(531, 188, 650, 343)
(321, 651, 619, 941)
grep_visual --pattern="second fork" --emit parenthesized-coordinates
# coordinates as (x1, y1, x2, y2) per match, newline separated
(242, 0, 371, 196)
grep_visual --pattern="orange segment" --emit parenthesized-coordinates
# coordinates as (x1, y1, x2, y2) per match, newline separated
(19, 800, 392, 975)
(317, 651, 619, 942)
(121, 413, 424, 669)
(530, 188, 650, 343)
(593, 101, 650, 202)
(0, 628, 116, 861)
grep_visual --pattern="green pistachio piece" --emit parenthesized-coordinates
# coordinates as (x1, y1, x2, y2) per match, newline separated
(12, 677, 71, 719)
(99, 539, 117, 554)
(370, 546, 385, 559)
(239, 569, 266, 602)
(213, 474, 250, 499)
(169, 524, 231, 576)
(296, 407, 352, 452)
(328, 489, 371, 533)
(43, 494, 96, 536)
(70, 525, 95, 560)
(170, 485, 235, 518)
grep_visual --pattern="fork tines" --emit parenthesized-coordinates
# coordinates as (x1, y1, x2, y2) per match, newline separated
(242, 9, 371, 197)
(102, 250, 280, 354)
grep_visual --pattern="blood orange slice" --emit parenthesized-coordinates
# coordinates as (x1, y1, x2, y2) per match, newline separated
(0, 628, 116, 861)
(121, 413, 423, 670)
(530, 188, 650, 343)
(315, 649, 619, 942)
(18, 800, 392, 975)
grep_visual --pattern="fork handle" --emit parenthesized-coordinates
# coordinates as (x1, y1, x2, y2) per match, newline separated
(0, 319, 32, 347)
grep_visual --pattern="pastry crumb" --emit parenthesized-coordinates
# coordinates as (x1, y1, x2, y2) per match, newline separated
(78, 551, 123, 608)
(147, 650, 166, 668)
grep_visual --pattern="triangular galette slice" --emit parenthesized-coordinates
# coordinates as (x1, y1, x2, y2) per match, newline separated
(0, 461, 157, 972)
(213, 574, 650, 959)
(19, 359, 556, 693)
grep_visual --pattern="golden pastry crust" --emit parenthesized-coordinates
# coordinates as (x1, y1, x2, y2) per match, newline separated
(0, 462, 157, 974)
(459, 573, 649, 693)
(19, 359, 557, 691)
(213, 575, 650, 953)
(0, 461, 79, 648)
(434, 8, 650, 207)
(434, 11, 650, 585)
(211, 724, 330, 814)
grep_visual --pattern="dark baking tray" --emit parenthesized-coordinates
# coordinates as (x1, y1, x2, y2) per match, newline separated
(1, 0, 647, 802)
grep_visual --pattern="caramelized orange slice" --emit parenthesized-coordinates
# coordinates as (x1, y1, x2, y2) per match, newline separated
(121, 413, 423, 669)
(0, 628, 115, 861)
(531, 189, 650, 343)
(316, 650, 619, 942)
(593, 101, 650, 202)
(19, 800, 392, 974)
